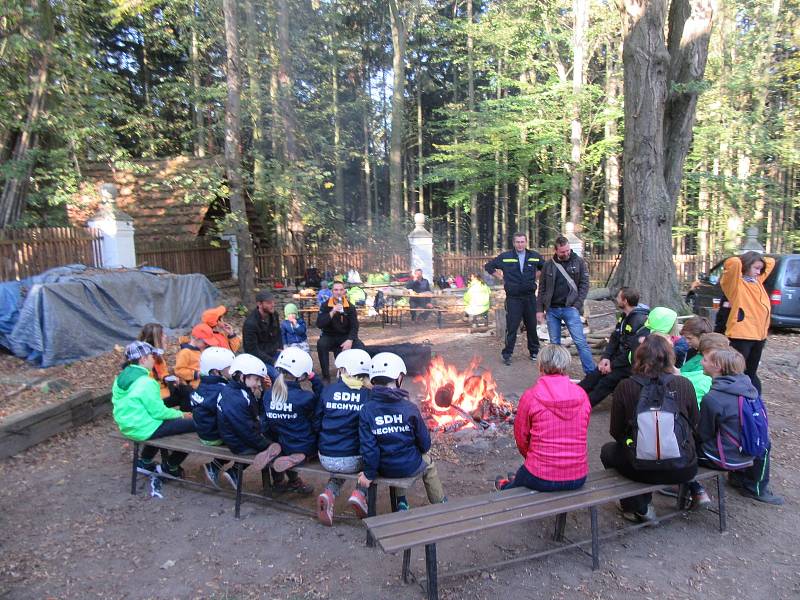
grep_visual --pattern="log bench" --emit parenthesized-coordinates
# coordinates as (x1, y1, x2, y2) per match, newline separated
(112, 431, 421, 541)
(364, 467, 729, 600)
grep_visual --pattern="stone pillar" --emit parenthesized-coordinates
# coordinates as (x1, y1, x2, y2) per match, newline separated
(87, 183, 136, 268)
(564, 221, 584, 257)
(741, 226, 764, 253)
(221, 231, 239, 280)
(408, 213, 434, 281)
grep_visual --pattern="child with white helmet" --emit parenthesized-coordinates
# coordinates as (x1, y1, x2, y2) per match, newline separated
(217, 353, 282, 490)
(357, 352, 446, 512)
(261, 347, 322, 495)
(315, 349, 373, 526)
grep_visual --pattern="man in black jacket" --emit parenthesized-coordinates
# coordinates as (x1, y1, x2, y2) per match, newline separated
(316, 281, 366, 379)
(485, 232, 543, 365)
(578, 287, 649, 406)
(242, 290, 283, 365)
(536, 236, 595, 375)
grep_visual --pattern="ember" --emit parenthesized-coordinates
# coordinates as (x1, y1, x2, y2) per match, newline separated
(417, 356, 514, 431)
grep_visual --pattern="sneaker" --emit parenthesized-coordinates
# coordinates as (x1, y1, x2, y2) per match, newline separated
(658, 485, 680, 498)
(530, 353, 538, 362)
(252, 443, 282, 471)
(348, 489, 369, 518)
(738, 486, 784, 505)
(203, 462, 221, 488)
(272, 453, 306, 473)
(222, 467, 240, 490)
(149, 475, 163, 499)
(502, 356, 512, 366)
(273, 478, 314, 495)
(318, 490, 335, 526)
(396, 500, 410, 511)
(691, 488, 712, 509)
(494, 476, 510, 491)
(618, 502, 657, 523)
(158, 464, 184, 479)
(136, 459, 158, 475)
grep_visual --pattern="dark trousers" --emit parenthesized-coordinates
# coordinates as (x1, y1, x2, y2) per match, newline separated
(503, 295, 539, 358)
(409, 297, 433, 321)
(729, 442, 772, 495)
(502, 464, 586, 492)
(600, 441, 697, 514)
(579, 365, 631, 407)
(729, 338, 765, 394)
(317, 334, 365, 378)
(141, 418, 197, 466)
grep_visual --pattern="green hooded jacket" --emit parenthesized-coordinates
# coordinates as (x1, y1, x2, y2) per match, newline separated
(112, 364, 183, 441)
(680, 353, 712, 406)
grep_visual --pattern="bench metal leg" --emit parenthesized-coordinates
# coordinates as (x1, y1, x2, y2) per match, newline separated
(130, 442, 140, 495)
(717, 474, 727, 533)
(234, 463, 244, 519)
(553, 513, 567, 542)
(425, 543, 438, 600)
(677, 483, 689, 510)
(389, 486, 398, 512)
(589, 506, 600, 570)
(366, 483, 378, 547)
(402, 548, 412, 583)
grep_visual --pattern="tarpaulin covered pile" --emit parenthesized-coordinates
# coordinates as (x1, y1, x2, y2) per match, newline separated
(0, 265, 219, 367)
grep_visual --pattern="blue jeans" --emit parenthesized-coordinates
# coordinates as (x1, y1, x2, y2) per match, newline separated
(546, 306, 596, 375)
(502, 464, 586, 492)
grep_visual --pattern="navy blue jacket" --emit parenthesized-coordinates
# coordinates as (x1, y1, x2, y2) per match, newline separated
(190, 375, 227, 443)
(261, 376, 323, 455)
(484, 249, 543, 297)
(281, 318, 308, 346)
(217, 380, 273, 454)
(359, 386, 430, 480)
(317, 380, 370, 457)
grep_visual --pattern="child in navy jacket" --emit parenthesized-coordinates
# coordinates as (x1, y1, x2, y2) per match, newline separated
(315, 349, 372, 526)
(358, 352, 445, 512)
(280, 303, 310, 353)
(261, 347, 321, 495)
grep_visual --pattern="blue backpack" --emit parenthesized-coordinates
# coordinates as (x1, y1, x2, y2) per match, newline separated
(738, 395, 770, 457)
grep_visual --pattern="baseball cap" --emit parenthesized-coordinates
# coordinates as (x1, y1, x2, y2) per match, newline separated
(202, 305, 227, 327)
(125, 341, 164, 361)
(191, 323, 219, 346)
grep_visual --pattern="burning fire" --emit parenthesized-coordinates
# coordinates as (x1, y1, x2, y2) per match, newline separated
(417, 356, 514, 431)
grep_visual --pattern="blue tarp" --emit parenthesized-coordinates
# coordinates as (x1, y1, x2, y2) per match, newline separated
(0, 265, 219, 367)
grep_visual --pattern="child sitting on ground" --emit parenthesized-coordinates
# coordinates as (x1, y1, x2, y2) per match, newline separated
(495, 344, 590, 492)
(358, 352, 446, 512)
(261, 347, 322, 495)
(216, 354, 282, 489)
(112, 341, 196, 498)
(316, 349, 373, 526)
(280, 303, 310, 353)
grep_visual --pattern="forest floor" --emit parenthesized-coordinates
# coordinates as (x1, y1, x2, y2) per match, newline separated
(1, 298, 799, 599)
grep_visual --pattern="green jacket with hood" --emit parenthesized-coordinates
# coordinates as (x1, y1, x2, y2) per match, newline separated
(680, 353, 712, 406)
(112, 364, 183, 441)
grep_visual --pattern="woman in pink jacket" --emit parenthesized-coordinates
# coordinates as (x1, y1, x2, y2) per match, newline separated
(496, 344, 591, 491)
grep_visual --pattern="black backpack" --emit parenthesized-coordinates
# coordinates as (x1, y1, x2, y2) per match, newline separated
(627, 375, 696, 471)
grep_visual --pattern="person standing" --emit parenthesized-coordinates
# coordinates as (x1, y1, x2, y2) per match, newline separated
(316, 281, 366, 379)
(719, 251, 775, 394)
(536, 236, 595, 375)
(485, 233, 543, 365)
(243, 290, 283, 366)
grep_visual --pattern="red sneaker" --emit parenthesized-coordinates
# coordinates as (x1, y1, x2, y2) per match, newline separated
(318, 490, 335, 526)
(348, 489, 369, 518)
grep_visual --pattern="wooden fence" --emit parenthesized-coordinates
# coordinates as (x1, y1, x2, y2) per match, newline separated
(135, 238, 232, 281)
(0, 227, 103, 281)
(254, 248, 408, 281)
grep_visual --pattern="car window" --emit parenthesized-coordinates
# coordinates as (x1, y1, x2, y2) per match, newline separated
(708, 261, 725, 285)
(783, 259, 800, 288)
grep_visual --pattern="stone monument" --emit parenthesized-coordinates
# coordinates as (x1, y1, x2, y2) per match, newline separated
(87, 183, 136, 268)
(408, 213, 434, 282)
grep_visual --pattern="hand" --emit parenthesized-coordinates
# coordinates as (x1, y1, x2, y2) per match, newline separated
(493, 269, 503, 279)
(183, 412, 193, 419)
(332, 303, 344, 314)
(536, 311, 545, 325)
(340, 339, 353, 351)
(358, 473, 372, 488)
(287, 313, 297, 324)
(219, 321, 234, 335)
(598, 358, 611, 374)
(262, 375, 272, 389)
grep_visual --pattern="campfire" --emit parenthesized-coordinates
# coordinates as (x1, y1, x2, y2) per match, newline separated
(417, 356, 515, 432)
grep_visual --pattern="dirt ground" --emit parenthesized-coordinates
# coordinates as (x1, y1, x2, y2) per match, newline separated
(1, 314, 799, 600)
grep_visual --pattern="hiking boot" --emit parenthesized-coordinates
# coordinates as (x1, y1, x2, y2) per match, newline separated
(136, 459, 159, 476)
(252, 443, 282, 471)
(273, 478, 314, 495)
(348, 489, 369, 518)
(203, 461, 221, 488)
(222, 467, 241, 490)
(502, 356, 512, 366)
(691, 488, 712, 509)
(272, 453, 306, 473)
(317, 490, 335, 527)
(149, 475, 163, 499)
(738, 486, 784, 505)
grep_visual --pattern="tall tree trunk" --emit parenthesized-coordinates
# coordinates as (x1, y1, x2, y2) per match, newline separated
(611, 0, 715, 309)
(244, 0, 266, 202)
(569, 0, 588, 226)
(388, 0, 407, 224)
(362, 56, 374, 231)
(603, 36, 621, 252)
(467, 0, 478, 252)
(331, 9, 344, 219)
(502, 151, 509, 248)
(416, 48, 424, 214)
(223, 0, 256, 304)
(191, 1, 205, 158)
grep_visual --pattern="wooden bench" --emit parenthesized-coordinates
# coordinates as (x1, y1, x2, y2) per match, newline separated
(113, 432, 421, 539)
(365, 467, 729, 600)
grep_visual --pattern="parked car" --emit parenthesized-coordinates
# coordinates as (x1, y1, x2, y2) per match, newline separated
(686, 254, 800, 329)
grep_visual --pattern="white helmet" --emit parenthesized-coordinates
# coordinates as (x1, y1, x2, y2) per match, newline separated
(275, 347, 314, 378)
(229, 353, 268, 378)
(199, 347, 236, 376)
(369, 352, 407, 380)
(335, 349, 372, 376)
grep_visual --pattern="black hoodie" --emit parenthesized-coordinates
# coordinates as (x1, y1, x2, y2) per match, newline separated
(697, 374, 757, 468)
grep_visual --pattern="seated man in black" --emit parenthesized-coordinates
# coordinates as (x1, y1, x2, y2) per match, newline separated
(242, 290, 283, 365)
(578, 286, 649, 407)
(316, 281, 366, 379)
(406, 268, 434, 321)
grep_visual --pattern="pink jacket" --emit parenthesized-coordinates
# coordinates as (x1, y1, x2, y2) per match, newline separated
(514, 374, 591, 482)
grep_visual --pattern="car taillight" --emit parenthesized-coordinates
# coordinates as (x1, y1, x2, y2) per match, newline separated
(770, 290, 782, 305)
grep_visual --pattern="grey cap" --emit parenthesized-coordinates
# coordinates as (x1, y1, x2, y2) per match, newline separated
(255, 290, 274, 302)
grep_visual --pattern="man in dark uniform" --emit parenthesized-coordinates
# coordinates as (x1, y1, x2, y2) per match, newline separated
(316, 281, 366, 379)
(485, 233, 543, 365)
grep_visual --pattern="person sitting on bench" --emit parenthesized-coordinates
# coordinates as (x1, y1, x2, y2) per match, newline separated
(406, 268, 434, 321)
(358, 352, 446, 512)
(463, 273, 491, 327)
(495, 344, 590, 492)
(316, 281, 366, 380)
(316, 349, 373, 525)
